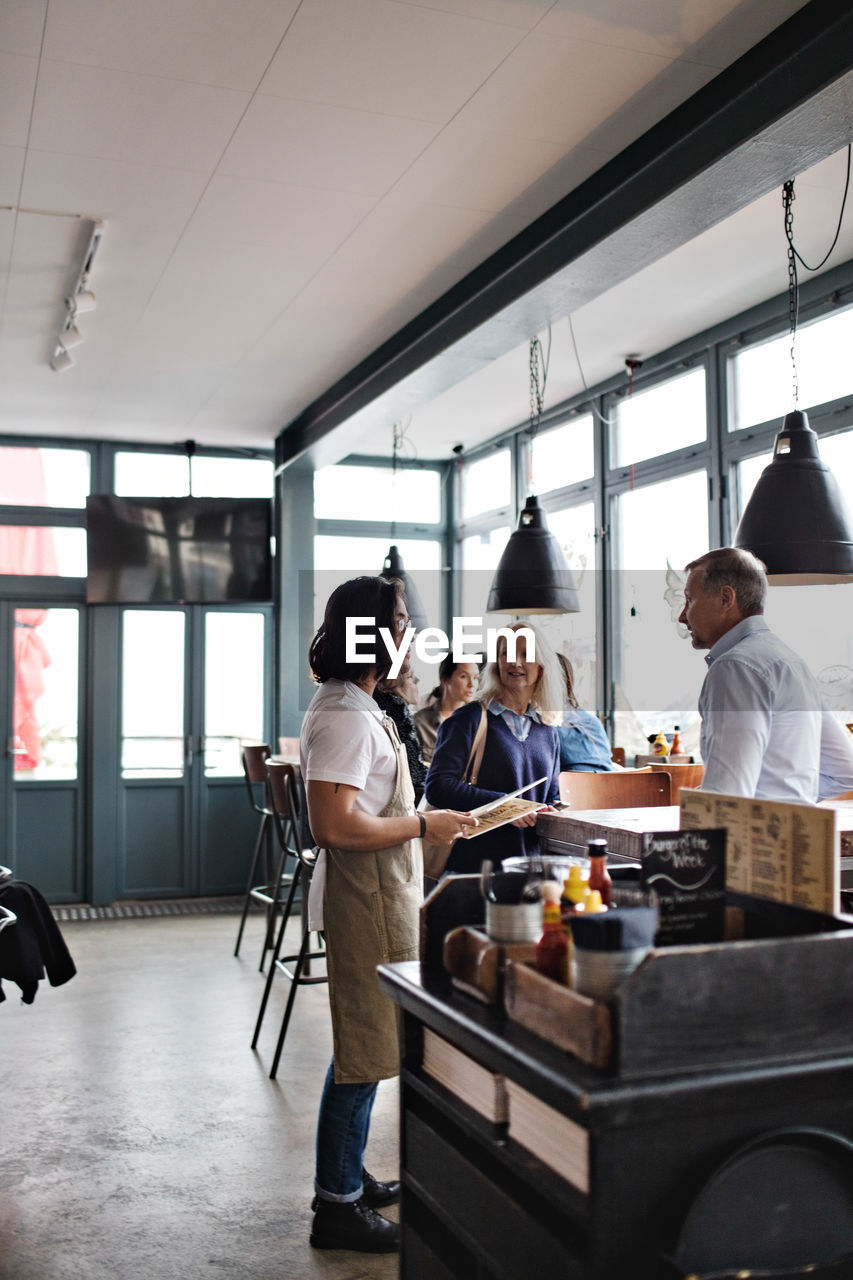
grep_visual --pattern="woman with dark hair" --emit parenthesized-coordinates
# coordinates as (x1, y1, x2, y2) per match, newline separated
(556, 653, 615, 772)
(373, 671, 427, 804)
(413, 655, 480, 764)
(299, 576, 475, 1254)
(424, 622, 561, 874)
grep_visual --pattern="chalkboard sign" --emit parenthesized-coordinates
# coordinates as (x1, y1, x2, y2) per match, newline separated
(641, 828, 726, 945)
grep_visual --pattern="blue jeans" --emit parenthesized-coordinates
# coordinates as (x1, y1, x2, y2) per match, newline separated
(314, 1059, 378, 1202)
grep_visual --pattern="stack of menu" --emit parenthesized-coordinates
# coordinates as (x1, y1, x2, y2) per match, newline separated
(505, 1079, 588, 1194)
(421, 1029, 508, 1124)
(680, 790, 839, 914)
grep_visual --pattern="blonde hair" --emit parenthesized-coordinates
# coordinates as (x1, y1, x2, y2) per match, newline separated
(478, 621, 563, 726)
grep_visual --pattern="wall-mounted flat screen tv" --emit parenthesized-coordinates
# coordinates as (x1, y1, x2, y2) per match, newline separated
(86, 496, 273, 604)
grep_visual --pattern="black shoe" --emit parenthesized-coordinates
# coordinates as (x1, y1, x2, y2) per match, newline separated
(310, 1170, 401, 1213)
(362, 1170, 401, 1208)
(309, 1199, 400, 1253)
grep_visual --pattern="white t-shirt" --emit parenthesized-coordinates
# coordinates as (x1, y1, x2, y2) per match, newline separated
(299, 679, 398, 928)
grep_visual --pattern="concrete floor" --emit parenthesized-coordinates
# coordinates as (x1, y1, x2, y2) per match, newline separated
(0, 910, 400, 1280)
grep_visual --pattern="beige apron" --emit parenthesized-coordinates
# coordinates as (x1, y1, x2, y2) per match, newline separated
(323, 715, 423, 1084)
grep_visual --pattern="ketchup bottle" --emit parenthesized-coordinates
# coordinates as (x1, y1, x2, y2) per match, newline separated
(536, 901, 569, 984)
(586, 839, 612, 908)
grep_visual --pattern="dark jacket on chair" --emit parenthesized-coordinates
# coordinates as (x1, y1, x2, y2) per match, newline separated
(0, 880, 77, 1004)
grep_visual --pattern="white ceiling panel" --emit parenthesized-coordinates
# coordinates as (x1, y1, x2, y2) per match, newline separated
(538, 0, 744, 59)
(42, 0, 301, 90)
(0, 145, 25, 206)
(389, 0, 554, 28)
(0, 0, 47, 58)
(259, 0, 525, 122)
(459, 29, 674, 145)
(0, 52, 39, 148)
(29, 61, 249, 171)
(219, 94, 439, 196)
(389, 116, 569, 214)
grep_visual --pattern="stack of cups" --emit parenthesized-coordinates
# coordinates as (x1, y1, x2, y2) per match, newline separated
(570, 906, 658, 1001)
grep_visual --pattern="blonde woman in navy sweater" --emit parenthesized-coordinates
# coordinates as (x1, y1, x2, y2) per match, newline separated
(424, 622, 562, 873)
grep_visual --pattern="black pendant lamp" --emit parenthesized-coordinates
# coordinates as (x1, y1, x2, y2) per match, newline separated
(379, 423, 429, 630)
(734, 410, 853, 582)
(379, 543, 428, 631)
(734, 166, 853, 583)
(487, 494, 580, 614)
(487, 335, 580, 614)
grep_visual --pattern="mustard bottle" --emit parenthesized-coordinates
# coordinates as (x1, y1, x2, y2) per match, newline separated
(651, 731, 669, 757)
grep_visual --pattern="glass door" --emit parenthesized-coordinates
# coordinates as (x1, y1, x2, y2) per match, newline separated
(0, 602, 84, 899)
(116, 605, 271, 898)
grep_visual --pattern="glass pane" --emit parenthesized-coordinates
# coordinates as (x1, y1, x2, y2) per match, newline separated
(314, 465, 440, 523)
(0, 446, 90, 508)
(121, 611, 185, 778)
(13, 608, 79, 780)
(115, 453, 189, 497)
(729, 304, 853, 431)
(734, 449, 773, 523)
(462, 450, 511, 518)
(539, 503, 598, 710)
(611, 368, 706, 467)
(204, 613, 265, 777)
(313, 534, 442, 627)
(763, 584, 853, 721)
(460, 525, 510, 618)
(190, 456, 273, 498)
(529, 416, 594, 494)
(0, 527, 86, 577)
(613, 470, 709, 760)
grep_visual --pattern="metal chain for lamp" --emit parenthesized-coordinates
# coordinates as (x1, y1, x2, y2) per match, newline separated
(783, 180, 799, 409)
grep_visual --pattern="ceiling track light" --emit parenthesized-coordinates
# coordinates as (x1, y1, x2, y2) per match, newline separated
(49, 218, 103, 371)
(50, 346, 75, 373)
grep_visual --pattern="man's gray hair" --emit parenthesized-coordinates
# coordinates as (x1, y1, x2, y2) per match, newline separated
(685, 547, 767, 616)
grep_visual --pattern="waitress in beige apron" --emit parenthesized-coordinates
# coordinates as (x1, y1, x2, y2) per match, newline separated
(301, 576, 475, 1255)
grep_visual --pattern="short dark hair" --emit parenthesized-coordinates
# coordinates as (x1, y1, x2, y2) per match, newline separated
(309, 576, 402, 684)
(685, 547, 767, 616)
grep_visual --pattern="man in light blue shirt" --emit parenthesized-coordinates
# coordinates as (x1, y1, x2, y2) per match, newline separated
(679, 547, 853, 803)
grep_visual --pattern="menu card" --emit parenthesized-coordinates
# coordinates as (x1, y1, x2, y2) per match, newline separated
(680, 790, 839, 915)
(641, 828, 727, 945)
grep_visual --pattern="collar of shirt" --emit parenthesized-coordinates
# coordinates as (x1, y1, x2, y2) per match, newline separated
(489, 699, 542, 741)
(705, 615, 770, 668)
(335, 678, 385, 722)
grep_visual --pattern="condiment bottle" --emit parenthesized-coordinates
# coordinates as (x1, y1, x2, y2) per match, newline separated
(651, 731, 669, 757)
(560, 865, 587, 929)
(587, 838, 612, 908)
(582, 888, 607, 913)
(670, 726, 683, 756)
(536, 901, 569, 984)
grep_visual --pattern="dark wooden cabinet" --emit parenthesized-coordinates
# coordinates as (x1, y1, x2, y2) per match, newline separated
(379, 961, 853, 1280)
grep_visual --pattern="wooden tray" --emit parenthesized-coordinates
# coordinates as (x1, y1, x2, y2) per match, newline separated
(504, 959, 612, 1069)
(443, 925, 536, 1004)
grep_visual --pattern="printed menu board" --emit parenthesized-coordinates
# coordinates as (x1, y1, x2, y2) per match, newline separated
(680, 790, 839, 914)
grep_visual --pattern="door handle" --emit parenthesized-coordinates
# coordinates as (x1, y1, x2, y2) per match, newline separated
(185, 735, 194, 767)
(5, 738, 26, 758)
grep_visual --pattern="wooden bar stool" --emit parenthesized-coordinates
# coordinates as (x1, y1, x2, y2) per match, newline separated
(251, 761, 327, 1080)
(234, 744, 294, 970)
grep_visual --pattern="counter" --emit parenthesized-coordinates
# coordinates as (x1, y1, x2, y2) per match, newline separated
(378, 960, 853, 1279)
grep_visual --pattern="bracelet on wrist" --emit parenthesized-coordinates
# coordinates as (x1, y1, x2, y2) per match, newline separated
(417, 812, 426, 838)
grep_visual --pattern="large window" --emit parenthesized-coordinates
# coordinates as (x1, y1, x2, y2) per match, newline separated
(0, 446, 90, 508)
(462, 450, 511, 519)
(612, 470, 709, 759)
(529, 416, 594, 493)
(114, 452, 273, 497)
(729, 303, 853, 431)
(611, 367, 706, 466)
(314, 464, 440, 523)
